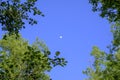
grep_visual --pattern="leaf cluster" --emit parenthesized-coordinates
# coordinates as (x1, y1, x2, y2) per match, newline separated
(0, 0, 44, 35)
(83, 46, 120, 80)
(0, 34, 67, 80)
(89, 0, 120, 22)
(111, 22, 120, 48)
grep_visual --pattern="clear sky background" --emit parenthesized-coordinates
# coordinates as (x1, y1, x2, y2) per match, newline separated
(0, 0, 113, 80)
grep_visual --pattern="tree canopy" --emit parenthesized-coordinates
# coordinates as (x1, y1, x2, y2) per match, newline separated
(0, 0, 44, 35)
(89, 0, 120, 22)
(83, 0, 120, 80)
(0, 34, 67, 80)
(0, 0, 67, 80)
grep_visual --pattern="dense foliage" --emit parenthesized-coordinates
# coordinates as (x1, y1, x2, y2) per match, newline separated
(0, 0, 44, 35)
(0, 34, 67, 80)
(83, 0, 120, 80)
(83, 26, 120, 80)
(89, 0, 120, 22)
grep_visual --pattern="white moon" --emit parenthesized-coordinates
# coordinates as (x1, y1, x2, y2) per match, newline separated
(59, 36, 63, 39)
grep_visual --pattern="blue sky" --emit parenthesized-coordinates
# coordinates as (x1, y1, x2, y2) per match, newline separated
(0, 0, 113, 80)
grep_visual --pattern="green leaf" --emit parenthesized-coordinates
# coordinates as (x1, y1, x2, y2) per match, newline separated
(55, 51, 60, 56)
